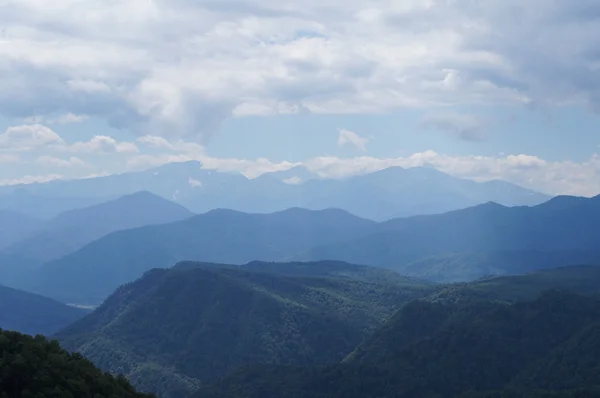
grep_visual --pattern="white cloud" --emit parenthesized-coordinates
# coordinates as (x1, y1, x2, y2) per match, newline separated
(126, 136, 600, 195)
(419, 112, 486, 141)
(283, 176, 303, 185)
(337, 128, 370, 151)
(137, 135, 204, 154)
(54, 113, 89, 125)
(0, 174, 64, 186)
(188, 177, 203, 188)
(0, 0, 598, 140)
(0, 124, 63, 151)
(63, 135, 139, 153)
(36, 156, 87, 168)
(0, 154, 19, 163)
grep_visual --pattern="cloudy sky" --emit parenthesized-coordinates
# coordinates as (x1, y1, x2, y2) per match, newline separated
(0, 0, 599, 195)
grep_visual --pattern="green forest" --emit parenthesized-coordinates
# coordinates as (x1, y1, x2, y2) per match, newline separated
(0, 329, 153, 398)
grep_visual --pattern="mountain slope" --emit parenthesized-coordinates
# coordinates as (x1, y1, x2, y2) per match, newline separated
(56, 261, 433, 398)
(33, 208, 376, 304)
(198, 290, 600, 398)
(0, 329, 153, 398)
(2, 191, 194, 264)
(0, 189, 110, 219)
(0, 210, 42, 249)
(0, 284, 89, 335)
(297, 196, 600, 279)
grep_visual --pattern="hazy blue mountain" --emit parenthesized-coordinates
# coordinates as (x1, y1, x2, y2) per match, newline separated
(0, 161, 551, 221)
(32, 208, 377, 304)
(0, 162, 248, 210)
(0, 210, 42, 249)
(1, 191, 194, 264)
(56, 260, 433, 398)
(0, 284, 89, 335)
(0, 188, 110, 219)
(297, 195, 600, 278)
(400, 250, 600, 282)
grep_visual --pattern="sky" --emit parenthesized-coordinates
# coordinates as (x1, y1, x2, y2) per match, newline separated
(0, 0, 599, 195)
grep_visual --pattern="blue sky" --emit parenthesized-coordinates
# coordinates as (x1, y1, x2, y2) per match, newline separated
(0, 0, 599, 195)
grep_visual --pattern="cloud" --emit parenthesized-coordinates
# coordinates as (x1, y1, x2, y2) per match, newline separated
(137, 135, 204, 154)
(124, 135, 600, 195)
(36, 156, 87, 168)
(63, 135, 139, 153)
(0, 124, 63, 151)
(54, 113, 89, 125)
(283, 176, 303, 185)
(0, 174, 64, 186)
(419, 112, 486, 141)
(0, 154, 19, 163)
(337, 128, 370, 151)
(0, 0, 598, 141)
(188, 177, 203, 188)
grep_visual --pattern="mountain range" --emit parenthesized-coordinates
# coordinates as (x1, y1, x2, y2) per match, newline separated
(0, 161, 550, 221)
(14, 193, 600, 305)
(1, 191, 194, 264)
(29, 208, 377, 304)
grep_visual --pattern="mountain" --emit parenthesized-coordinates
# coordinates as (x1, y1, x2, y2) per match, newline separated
(0, 188, 110, 219)
(197, 290, 600, 398)
(0, 284, 89, 335)
(0, 161, 551, 221)
(0, 210, 42, 249)
(32, 208, 376, 304)
(297, 196, 600, 280)
(0, 329, 153, 398)
(431, 264, 600, 303)
(56, 261, 434, 398)
(400, 250, 600, 282)
(1, 191, 194, 264)
(288, 166, 550, 220)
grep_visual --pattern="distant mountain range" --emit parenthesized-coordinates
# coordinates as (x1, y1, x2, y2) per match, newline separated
(30, 208, 377, 304)
(11, 193, 598, 305)
(0, 161, 551, 221)
(1, 191, 194, 264)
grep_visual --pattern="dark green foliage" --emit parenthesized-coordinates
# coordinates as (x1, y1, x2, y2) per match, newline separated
(0, 284, 88, 335)
(0, 329, 153, 398)
(197, 290, 600, 398)
(56, 261, 432, 398)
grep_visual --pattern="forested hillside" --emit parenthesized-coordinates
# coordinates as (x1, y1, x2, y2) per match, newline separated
(0, 329, 153, 398)
(56, 261, 434, 397)
(197, 290, 600, 398)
